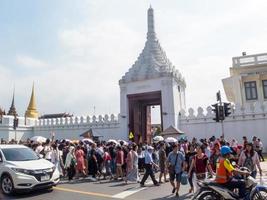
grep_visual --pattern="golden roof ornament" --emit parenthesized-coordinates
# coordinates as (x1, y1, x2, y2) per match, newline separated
(25, 83, 39, 119)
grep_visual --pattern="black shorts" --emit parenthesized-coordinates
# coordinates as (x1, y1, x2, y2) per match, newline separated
(169, 172, 182, 182)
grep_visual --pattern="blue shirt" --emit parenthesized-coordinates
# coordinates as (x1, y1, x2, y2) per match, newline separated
(167, 151, 185, 174)
(144, 150, 153, 164)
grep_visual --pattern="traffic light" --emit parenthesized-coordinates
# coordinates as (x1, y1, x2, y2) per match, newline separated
(13, 118, 18, 130)
(218, 105, 225, 120)
(211, 103, 219, 122)
(224, 103, 231, 117)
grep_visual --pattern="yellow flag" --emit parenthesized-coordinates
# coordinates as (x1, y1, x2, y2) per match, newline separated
(129, 132, 134, 139)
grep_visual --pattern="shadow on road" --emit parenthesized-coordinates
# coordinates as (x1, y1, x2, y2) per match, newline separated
(0, 189, 53, 199)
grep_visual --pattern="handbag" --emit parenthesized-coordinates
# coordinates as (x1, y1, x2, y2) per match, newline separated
(181, 172, 188, 185)
(168, 153, 179, 174)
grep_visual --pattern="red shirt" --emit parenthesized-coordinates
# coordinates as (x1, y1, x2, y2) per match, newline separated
(116, 150, 124, 165)
(194, 154, 208, 174)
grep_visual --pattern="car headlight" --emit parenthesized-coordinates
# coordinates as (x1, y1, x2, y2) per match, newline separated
(11, 168, 33, 175)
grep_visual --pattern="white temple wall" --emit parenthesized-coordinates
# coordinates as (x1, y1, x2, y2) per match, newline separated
(0, 116, 35, 141)
(180, 103, 267, 152)
(33, 114, 122, 141)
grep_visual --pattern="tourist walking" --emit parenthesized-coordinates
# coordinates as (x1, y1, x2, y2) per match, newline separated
(115, 146, 124, 180)
(167, 143, 186, 197)
(257, 138, 265, 162)
(238, 142, 262, 178)
(65, 146, 76, 181)
(209, 142, 221, 172)
(158, 142, 168, 183)
(140, 146, 159, 187)
(51, 143, 63, 176)
(75, 145, 86, 177)
(125, 144, 139, 183)
(103, 147, 113, 179)
(88, 143, 98, 179)
(188, 144, 213, 192)
(185, 144, 196, 193)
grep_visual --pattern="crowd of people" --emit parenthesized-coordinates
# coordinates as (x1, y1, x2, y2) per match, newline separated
(2, 134, 265, 198)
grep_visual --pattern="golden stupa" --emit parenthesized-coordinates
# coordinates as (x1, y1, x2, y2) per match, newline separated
(25, 84, 39, 119)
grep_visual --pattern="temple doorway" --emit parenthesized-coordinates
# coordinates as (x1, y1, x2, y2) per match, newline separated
(128, 91, 162, 144)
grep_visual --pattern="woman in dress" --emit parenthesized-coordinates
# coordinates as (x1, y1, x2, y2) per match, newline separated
(125, 144, 139, 184)
(75, 145, 86, 177)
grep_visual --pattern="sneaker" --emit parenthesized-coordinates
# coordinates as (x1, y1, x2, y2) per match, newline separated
(176, 192, 179, 197)
(154, 183, 160, 186)
(140, 183, 145, 187)
(172, 188, 176, 194)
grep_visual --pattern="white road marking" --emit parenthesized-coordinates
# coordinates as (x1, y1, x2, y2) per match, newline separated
(112, 180, 153, 199)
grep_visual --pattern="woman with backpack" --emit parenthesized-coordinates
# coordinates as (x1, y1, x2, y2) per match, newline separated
(238, 142, 262, 178)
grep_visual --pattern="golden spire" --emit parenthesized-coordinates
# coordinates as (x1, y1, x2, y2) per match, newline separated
(25, 83, 39, 119)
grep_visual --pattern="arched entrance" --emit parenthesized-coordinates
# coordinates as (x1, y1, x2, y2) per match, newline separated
(128, 91, 162, 143)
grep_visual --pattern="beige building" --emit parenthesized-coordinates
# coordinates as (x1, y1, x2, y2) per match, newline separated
(223, 52, 267, 107)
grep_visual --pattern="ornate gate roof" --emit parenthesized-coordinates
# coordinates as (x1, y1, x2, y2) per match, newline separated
(119, 6, 185, 87)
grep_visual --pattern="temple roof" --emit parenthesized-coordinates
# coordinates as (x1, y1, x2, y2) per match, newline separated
(25, 84, 39, 119)
(119, 6, 186, 87)
(39, 113, 73, 119)
(7, 90, 18, 116)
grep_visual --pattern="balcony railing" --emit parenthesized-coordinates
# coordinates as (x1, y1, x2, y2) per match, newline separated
(232, 53, 267, 68)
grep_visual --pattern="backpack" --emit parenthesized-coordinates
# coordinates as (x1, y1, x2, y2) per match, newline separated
(243, 153, 254, 171)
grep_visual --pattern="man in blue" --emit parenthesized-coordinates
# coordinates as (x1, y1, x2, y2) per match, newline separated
(140, 146, 160, 187)
(167, 144, 186, 197)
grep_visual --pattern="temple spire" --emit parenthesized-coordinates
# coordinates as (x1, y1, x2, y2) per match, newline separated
(147, 6, 156, 41)
(7, 88, 18, 116)
(25, 83, 39, 119)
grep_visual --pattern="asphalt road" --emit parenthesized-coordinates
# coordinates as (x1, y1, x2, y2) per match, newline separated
(0, 176, 193, 200)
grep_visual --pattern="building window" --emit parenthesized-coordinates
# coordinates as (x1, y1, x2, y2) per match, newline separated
(244, 81, 257, 100)
(263, 80, 267, 99)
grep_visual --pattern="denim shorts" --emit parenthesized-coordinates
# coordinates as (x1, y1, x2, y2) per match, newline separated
(169, 172, 182, 182)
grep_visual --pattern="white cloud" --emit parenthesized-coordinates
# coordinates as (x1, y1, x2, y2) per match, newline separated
(16, 55, 49, 69)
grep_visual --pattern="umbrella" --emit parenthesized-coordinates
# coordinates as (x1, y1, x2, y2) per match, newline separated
(153, 136, 164, 142)
(30, 136, 47, 143)
(82, 138, 94, 144)
(165, 137, 178, 143)
(118, 140, 128, 145)
(107, 139, 119, 144)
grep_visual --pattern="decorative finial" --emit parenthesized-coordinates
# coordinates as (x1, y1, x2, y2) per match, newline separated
(147, 5, 156, 41)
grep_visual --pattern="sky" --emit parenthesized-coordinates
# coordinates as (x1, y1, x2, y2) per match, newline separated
(1, 0, 267, 121)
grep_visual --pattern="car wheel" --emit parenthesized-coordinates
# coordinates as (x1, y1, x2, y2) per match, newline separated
(1, 174, 14, 195)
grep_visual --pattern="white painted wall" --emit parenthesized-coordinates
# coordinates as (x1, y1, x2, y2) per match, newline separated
(180, 102, 267, 152)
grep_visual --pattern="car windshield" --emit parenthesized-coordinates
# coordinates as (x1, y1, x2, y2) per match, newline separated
(2, 147, 39, 161)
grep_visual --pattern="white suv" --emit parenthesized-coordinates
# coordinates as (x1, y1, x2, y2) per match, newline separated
(0, 145, 60, 195)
